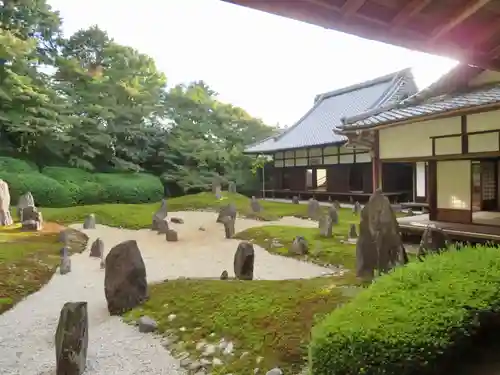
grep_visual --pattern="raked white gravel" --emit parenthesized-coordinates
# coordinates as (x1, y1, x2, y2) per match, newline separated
(0, 211, 331, 375)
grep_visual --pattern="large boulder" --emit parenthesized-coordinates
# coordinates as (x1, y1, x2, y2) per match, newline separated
(216, 203, 237, 223)
(356, 190, 407, 281)
(55, 301, 89, 375)
(104, 240, 148, 315)
(0, 179, 13, 226)
(17, 191, 34, 220)
(234, 242, 255, 280)
(151, 199, 168, 230)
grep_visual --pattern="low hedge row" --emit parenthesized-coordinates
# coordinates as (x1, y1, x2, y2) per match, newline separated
(0, 160, 164, 207)
(309, 245, 500, 375)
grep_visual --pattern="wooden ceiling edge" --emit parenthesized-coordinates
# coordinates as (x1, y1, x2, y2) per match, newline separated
(390, 0, 433, 30)
(429, 0, 494, 43)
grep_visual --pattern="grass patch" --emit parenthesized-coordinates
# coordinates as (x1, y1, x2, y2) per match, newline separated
(125, 276, 360, 375)
(42, 192, 331, 228)
(234, 219, 359, 269)
(0, 226, 88, 313)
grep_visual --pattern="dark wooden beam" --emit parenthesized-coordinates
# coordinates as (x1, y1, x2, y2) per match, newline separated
(340, 0, 367, 19)
(390, 0, 432, 30)
(429, 0, 493, 42)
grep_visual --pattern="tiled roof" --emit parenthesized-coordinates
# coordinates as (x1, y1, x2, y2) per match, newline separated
(340, 83, 500, 130)
(244, 68, 418, 154)
(340, 64, 488, 131)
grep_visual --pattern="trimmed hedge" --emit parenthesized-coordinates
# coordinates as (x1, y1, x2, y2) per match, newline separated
(0, 161, 163, 207)
(309, 245, 500, 375)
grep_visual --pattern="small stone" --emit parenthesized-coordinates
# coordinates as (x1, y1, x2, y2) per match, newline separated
(179, 326, 186, 332)
(194, 372, 206, 375)
(256, 356, 264, 364)
(137, 316, 157, 333)
(200, 358, 212, 366)
(353, 201, 361, 215)
(218, 339, 228, 350)
(223, 341, 234, 355)
(292, 196, 299, 204)
(203, 344, 217, 356)
(168, 313, 176, 321)
(166, 229, 178, 242)
(189, 361, 203, 371)
(212, 358, 223, 366)
(240, 351, 249, 359)
(289, 236, 308, 255)
(220, 270, 229, 280)
(171, 217, 184, 224)
(209, 332, 216, 337)
(199, 226, 206, 231)
(266, 368, 283, 375)
(196, 341, 206, 350)
(250, 196, 262, 213)
(348, 223, 358, 239)
(89, 237, 104, 258)
(180, 358, 192, 367)
(254, 368, 260, 374)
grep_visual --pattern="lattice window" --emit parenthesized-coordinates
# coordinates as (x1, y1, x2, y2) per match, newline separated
(482, 162, 496, 200)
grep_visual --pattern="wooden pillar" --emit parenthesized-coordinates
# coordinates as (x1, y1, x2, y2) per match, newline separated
(428, 160, 437, 221)
(371, 130, 381, 192)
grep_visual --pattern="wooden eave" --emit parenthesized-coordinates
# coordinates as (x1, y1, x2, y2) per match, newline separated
(222, 0, 500, 70)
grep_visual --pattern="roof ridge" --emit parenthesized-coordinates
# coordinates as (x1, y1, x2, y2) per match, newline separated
(341, 64, 483, 127)
(314, 68, 413, 103)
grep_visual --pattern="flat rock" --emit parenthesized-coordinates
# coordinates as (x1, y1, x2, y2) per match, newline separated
(138, 316, 158, 333)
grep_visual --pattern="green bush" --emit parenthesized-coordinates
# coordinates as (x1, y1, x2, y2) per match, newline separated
(42, 166, 96, 184)
(0, 157, 37, 173)
(309, 245, 500, 375)
(0, 172, 74, 208)
(94, 173, 163, 204)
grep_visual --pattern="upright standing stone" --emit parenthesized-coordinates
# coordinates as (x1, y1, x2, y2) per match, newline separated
(333, 200, 341, 210)
(250, 196, 261, 213)
(89, 238, 104, 258)
(0, 180, 13, 226)
(21, 206, 43, 231)
(356, 190, 407, 280)
(349, 196, 354, 204)
(407, 208, 414, 217)
(55, 302, 89, 375)
(104, 240, 148, 315)
(234, 242, 254, 280)
(60, 253, 71, 275)
(216, 203, 237, 223)
(83, 214, 95, 229)
(289, 236, 308, 255)
(215, 185, 222, 200)
(307, 198, 320, 220)
(152, 199, 168, 230)
(417, 225, 449, 259)
(292, 196, 299, 204)
(328, 205, 339, 225)
(156, 218, 170, 234)
(212, 175, 222, 199)
(348, 223, 358, 239)
(319, 215, 333, 237)
(353, 201, 361, 215)
(228, 181, 237, 194)
(221, 216, 235, 239)
(59, 229, 70, 244)
(17, 191, 34, 221)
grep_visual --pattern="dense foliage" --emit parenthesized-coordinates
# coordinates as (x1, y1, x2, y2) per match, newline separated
(309, 245, 500, 375)
(0, 1, 275, 199)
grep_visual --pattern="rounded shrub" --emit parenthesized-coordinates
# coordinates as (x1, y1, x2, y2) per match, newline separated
(0, 172, 75, 207)
(95, 173, 163, 204)
(42, 166, 96, 184)
(309, 245, 500, 375)
(0, 157, 38, 173)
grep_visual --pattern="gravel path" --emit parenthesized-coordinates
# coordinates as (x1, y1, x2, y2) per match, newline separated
(0, 211, 331, 375)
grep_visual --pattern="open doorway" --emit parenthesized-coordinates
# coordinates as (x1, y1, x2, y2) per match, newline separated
(471, 159, 500, 226)
(306, 168, 327, 191)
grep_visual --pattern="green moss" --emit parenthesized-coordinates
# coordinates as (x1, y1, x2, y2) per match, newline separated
(0, 228, 88, 313)
(125, 276, 360, 375)
(234, 218, 358, 269)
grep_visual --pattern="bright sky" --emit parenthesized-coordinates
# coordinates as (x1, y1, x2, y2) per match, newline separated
(47, 0, 458, 126)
